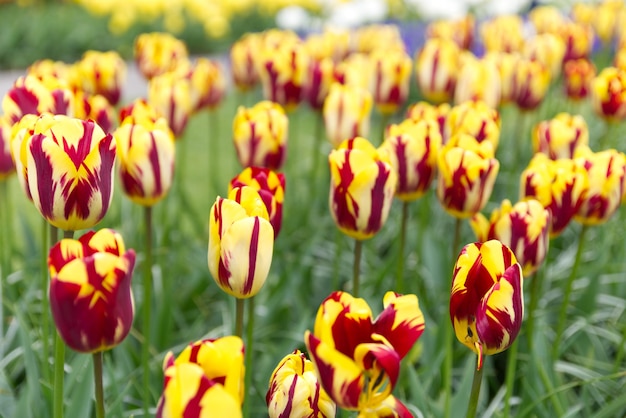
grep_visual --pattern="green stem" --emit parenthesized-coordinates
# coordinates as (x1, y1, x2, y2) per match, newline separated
(142, 206, 153, 416)
(503, 338, 520, 417)
(93, 351, 105, 418)
(552, 225, 587, 360)
(235, 298, 244, 338)
(352, 239, 362, 297)
(444, 218, 462, 418)
(40, 219, 50, 382)
(0, 181, 9, 358)
(243, 297, 255, 418)
(396, 201, 409, 293)
(379, 112, 390, 144)
(525, 260, 546, 353)
(466, 358, 484, 418)
(209, 107, 220, 195)
(333, 229, 341, 292)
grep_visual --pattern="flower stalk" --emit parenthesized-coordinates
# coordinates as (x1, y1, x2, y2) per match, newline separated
(142, 206, 153, 415)
(352, 239, 362, 297)
(93, 351, 105, 418)
(466, 353, 485, 418)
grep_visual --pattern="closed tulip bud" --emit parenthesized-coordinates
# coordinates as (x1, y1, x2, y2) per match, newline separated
(334, 53, 372, 92)
(304, 291, 425, 412)
(471, 199, 550, 276)
(27, 59, 71, 82)
(119, 98, 161, 126)
(427, 15, 474, 50)
(114, 115, 175, 207)
(354, 24, 405, 55)
(156, 336, 245, 418)
(405, 101, 450, 138)
(74, 50, 126, 106)
(233, 101, 288, 170)
(74, 92, 117, 134)
(182, 57, 227, 112)
(574, 147, 626, 225)
(523, 33, 566, 79)
(480, 15, 525, 53)
(532, 113, 589, 160)
(134, 32, 188, 80)
(520, 153, 589, 237)
(2, 75, 74, 124)
(381, 118, 442, 201)
(590, 67, 626, 121)
(329, 137, 397, 240)
(511, 58, 551, 110)
(0, 118, 14, 180)
(369, 49, 412, 115)
(266, 350, 336, 418)
(483, 52, 521, 105)
(148, 70, 193, 137)
(592, 1, 622, 45)
(415, 38, 461, 104)
(231, 33, 262, 91)
(450, 240, 524, 370)
(208, 186, 274, 299)
(437, 135, 499, 219)
(529, 5, 566, 34)
(15, 114, 116, 231)
(454, 58, 501, 110)
(323, 83, 372, 149)
(559, 22, 595, 62)
(445, 100, 500, 150)
(563, 58, 596, 100)
(229, 167, 285, 238)
(48, 229, 135, 353)
(303, 56, 335, 111)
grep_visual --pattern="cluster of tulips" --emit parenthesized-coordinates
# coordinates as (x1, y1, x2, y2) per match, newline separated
(1, 0, 626, 416)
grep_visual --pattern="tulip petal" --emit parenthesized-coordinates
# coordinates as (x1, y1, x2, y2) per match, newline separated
(373, 292, 425, 359)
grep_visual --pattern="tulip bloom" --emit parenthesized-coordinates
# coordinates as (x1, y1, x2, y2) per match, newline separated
(483, 51, 521, 105)
(532, 113, 589, 160)
(266, 350, 336, 418)
(302, 56, 335, 111)
(574, 147, 626, 225)
(511, 58, 551, 111)
(405, 101, 450, 138)
(380, 118, 442, 201)
(427, 15, 474, 50)
(2, 75, 74, 124)
(74, 92, 117, 134)
(445, 100, 501, 150)
(522, 33, 566, 79)
(520, 153, 589, 237)
(559, 21, 595, 62)
(208, 186, 274, 299)
(590, 67, 626, 121)
(471, 199, 551, 276)
(0, 118, 14, 180)
(156, 336, 245, 418)
(415, 38, 461, 104)
(48, 228, 136, 353)
(230, 33, 262, 92)
(134, 32, 189, 80)
(450, 240, 524, 370)
(329, 137, 397, 240)
(437, 135, 500, 219)
(480, 15, 524, 53)
(369, 48, 412, 115)
(73, 50, 127, 106)
(229, 167, 285, 238)
(563, 58, 596, 101)
(183, 57, 227, 112)
(14, 114, 116, 231)
(453, 58, 502, 110)
(323, 83, 373, 149)
(233, 101, 288, 170)
(148, 70, 193, 137)
(304, 291, 425, 413)
(529, 5, 566, 34)
(114, 114, 176, 206)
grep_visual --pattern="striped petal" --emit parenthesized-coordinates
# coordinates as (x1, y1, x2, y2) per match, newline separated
(373, 292, 425, 359)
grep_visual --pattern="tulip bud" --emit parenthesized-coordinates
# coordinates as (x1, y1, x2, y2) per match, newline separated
(563, 58, 596, 101)
(523, 33, 566, 79)
(590, 66, 626, 121)
(559, 21, 595, 62)
(230, 33, 262, 92)
(0, 118, 14, 180)
(208, 186, 274, 299)
(328, 137, 397, 240)
(48, 229, 135, 353)
(266, 350, 336, 418)
(323, 83, 372, 149)
(453, 58, 501, 110)
(73, 50, 127, 106)
(2, 75, 74, 124)
(511, 58, 551, 110)
(483, 51, 521, 105)
(445, 100, 500, 150)
(480, 15, 525, 53)
(233, 101, 288, 170)
(148, 70, 193, 137)
(529, 5, 566, 35)
(74, 92, 117, 134)
(302, 56, 335, 111)
(532, 113, 589, 160)
(415, 38, 461, 104)
(134, 32, 188, 80)
(427, 15, 474, 50)
(369, 48, 412, 116)
(405, 101, 450, 138)
(450, 240, 524, 370)
(182, 57, 227, 112)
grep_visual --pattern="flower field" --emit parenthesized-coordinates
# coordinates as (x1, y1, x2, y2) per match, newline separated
(1, 1, 626, 417)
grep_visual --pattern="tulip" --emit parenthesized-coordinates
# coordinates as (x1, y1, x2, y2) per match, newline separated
(480, 15, 524, 53)
(450, 240, 524, 370)
(230, 32, 262, 92)
(427, 15, 474, 50)
(233, 101, 288, 170)
(520, 153, 589, 237)
(328, 137, 397, 240)
(511, 58, 551, 111)
(134, 32, 188, 80)
(471, 199, 551, 276)
(183, 57, 227, 112)
(208, 186, 274, 299)
(119, 98, 161, 126)
(559, 22, 595, 62)
(14, 114, 116, 231)
(147, 70, 193, 137)
(415, 38, 461, 104)
(73, 50, 126, 106)
(323, 83, 372, 149)
(0, 118, 14, 180)
(523, 33, 566, 79)
(74, 93, 117, 134)
(380, 118, 442, 201)
(304, 291, 425, 413)
(114, 113, 176, 207)
(334, 53, 372, 92)
(453, 58, 501, 110)
(436, 135, 499, 219)
(229, 167, 285, 238)
(156, 336, 245, 418)
(27, 59, 71, 82)
(302, 54, 336, 111)
(445, 100, 500, 150)
(563, 58, 596, 101)
(483, 52, 521, 105)
(266, 350, 336, 418)
(529, 5, 566, 34)
(48, 228, 135, 353)
(405, 101, 450, 138)
(368, 48, 412, 116)
(354, 24, 405, 54)
(591, 0, 623, 45)
(532, 113, 589, 160)
(590, 66, 626, 121)
(574, 147, 626, 225)
(2, 75, 74, 124)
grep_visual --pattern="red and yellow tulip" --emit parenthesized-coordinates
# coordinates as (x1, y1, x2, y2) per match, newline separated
(134, 32, 188, 80)
(511, 58, 551, 111)
(445, 100, 500, 151)
(74, 92, 117, 135)
(453, 58, 501, 110)
(73, 50, 127, 106)
(147, 70, 193, 137)
(532, 113, 589, 160)
(563, 58, 596, 101)
(48, 228, 136, 353)
(323, 83, 372, 149)
(304, 291, 425, 413)
(480, 15, 525, 53)
(450, 240, 524, 370)
(182, 57, 227, 112)
(230, 33, 262, 92)
(369, 48, 412, 116)
(2, 75, 74, 124)
(590, 66, 626, 121)
(405, 101, 450, 138)
(414, 38, 460, 104)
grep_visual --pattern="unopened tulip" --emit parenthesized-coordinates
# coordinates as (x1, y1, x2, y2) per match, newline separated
(74, 50, 126, 106)
(266, 350, 336, 418)
(156, 336, 245, 418)
(233, 101, 288, 170)
(483, 52, 521, 105)
(574, 147, 626, 225)
(183, 57, 227, 112)
(563, 58, 596, 100)
(520, 153, 588, 237)
(14, 114, 116, 231)
(134, 32, 188, 80)
(119, 98, 161, 126)
(302, 56, 335, 111)
(529, 5, 566, 34)
(323, 82, 372, 148)
(454, 58, 501, 110)
(427, 15, 474, 50)
(380, 118, 442, 201)
(74, 93, 116, 134)
(114, 114, 176, 206)
(532, 113, 589, 159)
(328, 137, 397, 240)
(230, 33, 262, 92)
(0, 118, 14, 180)
(48, 229, 135, 353)
(208, 186, 274, 299)
(354, 24, 405, 54)
(2, 75, 74, 124)
(148, 70, 193, 137)
(590, 66, 626, 121)
(304, 291, 424, 413)
(559, 22, 595, 62)
(480, 15, 525, 53)
(445, 100, 500, 150)
(415, 38, 461, 103)
(523, 33, 566, 79)
(369, 48, 412, 115)
(450, 240, 524, 370)
(511, 58, 551, 110)
(405, 101, 450, 137)
(471, 199, 550, 276)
